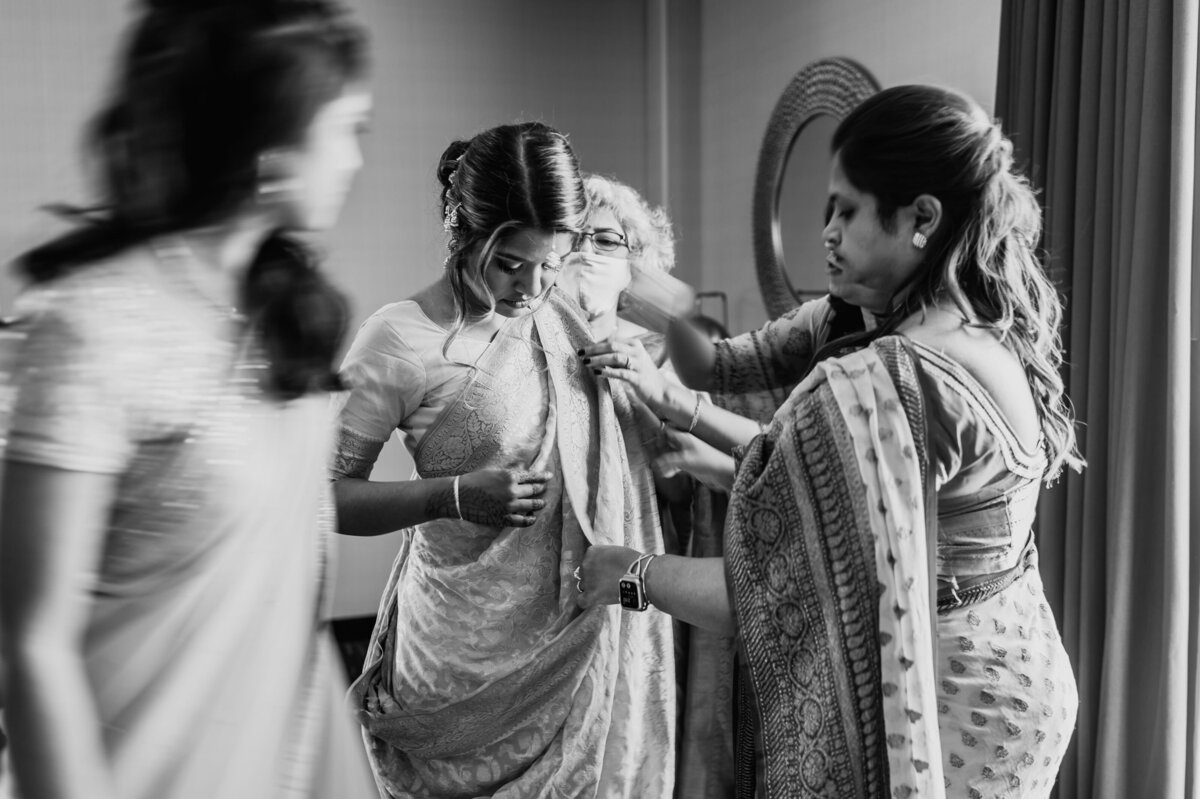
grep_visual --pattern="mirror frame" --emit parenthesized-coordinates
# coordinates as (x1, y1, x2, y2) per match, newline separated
(752, 57, 880, 319)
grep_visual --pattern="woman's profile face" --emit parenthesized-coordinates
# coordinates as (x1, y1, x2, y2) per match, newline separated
(277, 87, 373, 232)
(821, 152, 922, 314)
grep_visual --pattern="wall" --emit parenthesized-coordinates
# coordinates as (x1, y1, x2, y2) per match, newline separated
(0, 3, 127, 311)
(0, 1, 1002, 618)
(0, 0, 677, 618)
(697, 0, 1003, 334)
(324, 0, 664, 617)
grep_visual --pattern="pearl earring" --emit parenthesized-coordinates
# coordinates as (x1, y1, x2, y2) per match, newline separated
(912, 231, 928, 249)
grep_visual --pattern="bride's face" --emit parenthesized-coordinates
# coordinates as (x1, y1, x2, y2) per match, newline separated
(480, 227, 574, 318)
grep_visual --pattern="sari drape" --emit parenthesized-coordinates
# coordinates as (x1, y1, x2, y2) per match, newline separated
(350, 293, 674, 798)
(4, 256, 374, 799)
(725, 337, 943, 799)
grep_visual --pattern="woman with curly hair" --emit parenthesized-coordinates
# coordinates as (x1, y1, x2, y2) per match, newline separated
(562, 173, 676, 342)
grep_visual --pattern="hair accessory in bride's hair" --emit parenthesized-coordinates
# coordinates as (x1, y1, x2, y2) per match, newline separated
(442, 201, 461, 234)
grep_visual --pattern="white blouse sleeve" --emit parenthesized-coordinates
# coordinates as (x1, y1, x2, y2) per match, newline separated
(6, 304, 136, 474)
(330, 313, 427, 479)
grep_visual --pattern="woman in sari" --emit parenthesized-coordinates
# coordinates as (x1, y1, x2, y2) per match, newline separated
(0, 2, 376, 798)
(332, 123, 674, 798)
(578, 85, 1082, 798)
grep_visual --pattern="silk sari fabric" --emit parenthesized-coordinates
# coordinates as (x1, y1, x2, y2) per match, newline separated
(347, 293, 674, 798)
(726, 338, 943, 799)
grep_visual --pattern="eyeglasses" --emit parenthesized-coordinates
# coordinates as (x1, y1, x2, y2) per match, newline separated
(577, 229, 628, 254)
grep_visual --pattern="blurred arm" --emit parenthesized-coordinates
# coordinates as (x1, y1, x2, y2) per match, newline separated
(1, 462, 119, 799)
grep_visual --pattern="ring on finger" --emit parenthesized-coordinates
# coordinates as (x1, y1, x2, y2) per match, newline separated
(575, 578, 584, 594)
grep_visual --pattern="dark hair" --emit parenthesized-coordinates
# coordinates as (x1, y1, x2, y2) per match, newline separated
(17, 0, 368, 400)
(817, 85, 1081, 479)
(437, 121, 587, 350)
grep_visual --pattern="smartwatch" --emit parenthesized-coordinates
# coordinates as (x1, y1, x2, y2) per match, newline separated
(618, 553, 657, 611)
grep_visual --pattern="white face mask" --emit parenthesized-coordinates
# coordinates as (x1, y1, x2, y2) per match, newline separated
(573, 252, 633, 317)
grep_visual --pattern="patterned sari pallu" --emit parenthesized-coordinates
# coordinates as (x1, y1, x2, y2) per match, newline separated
(350, 293, 674, 799)
(726, 338, 944, 799)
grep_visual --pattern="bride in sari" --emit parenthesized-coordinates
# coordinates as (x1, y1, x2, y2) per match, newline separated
(331, 122, 674, 798)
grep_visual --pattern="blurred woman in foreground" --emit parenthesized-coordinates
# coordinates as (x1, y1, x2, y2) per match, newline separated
(0, 2, 375, 796)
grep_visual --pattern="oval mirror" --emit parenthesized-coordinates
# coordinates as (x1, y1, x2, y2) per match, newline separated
(752, 58, 880, 319)
(777, 113, 839, 302)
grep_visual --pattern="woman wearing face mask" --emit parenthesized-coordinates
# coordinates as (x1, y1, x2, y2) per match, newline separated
(332, 123, 674, 798)
(579, 86, 1081, 798)
(565, 173, 676, 343)
(0, 2, 375, 798)
(564, 174, 739, 798)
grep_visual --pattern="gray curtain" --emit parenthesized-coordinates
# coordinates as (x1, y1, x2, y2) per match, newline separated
(996, 1, 1198, 797)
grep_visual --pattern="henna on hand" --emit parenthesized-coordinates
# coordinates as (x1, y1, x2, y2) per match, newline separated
(426, 469, 551, 527)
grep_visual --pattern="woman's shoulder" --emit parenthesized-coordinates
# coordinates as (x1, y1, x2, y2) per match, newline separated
(359, 289, 452, 336)
(346, 300, 438, 363)
(23, 247, 157, 307)
(16, 249, 187, 351)
(766, 294, 837, 331)
(887, 314, 1041, 454)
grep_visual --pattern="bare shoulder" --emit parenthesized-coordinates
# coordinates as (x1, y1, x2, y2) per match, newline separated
(900, 307, 1040, 446)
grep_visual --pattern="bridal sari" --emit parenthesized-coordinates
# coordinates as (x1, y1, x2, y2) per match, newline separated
(341, 292, 674, 798)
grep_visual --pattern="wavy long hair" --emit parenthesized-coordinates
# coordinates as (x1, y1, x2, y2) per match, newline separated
(437, 122, 587, 354)
(816, 84, 1082, 480)
(16, 0, 368, 400)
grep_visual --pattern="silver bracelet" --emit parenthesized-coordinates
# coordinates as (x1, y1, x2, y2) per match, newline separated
(629, 552, 655, 576)
(453, 475, 463, 520)
(642, 554, 659, 606)
(686, 393, 703, 433)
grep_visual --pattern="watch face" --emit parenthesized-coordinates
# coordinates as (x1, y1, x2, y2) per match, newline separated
(619, 575, 647, 611)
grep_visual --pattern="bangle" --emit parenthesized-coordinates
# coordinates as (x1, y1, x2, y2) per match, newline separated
(642, 554, 659, 606)
(686, 393, 703, 433)
(453, 475, 463, 520)
(628, 553, 654, 576)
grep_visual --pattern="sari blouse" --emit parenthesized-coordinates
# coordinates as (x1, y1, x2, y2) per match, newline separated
(711, 296, 1042, 578)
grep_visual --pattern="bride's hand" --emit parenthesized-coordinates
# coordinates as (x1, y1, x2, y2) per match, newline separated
(579, 336, 668, 411)
(445, 468, 553, 527)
